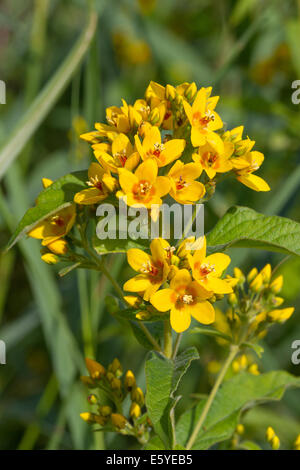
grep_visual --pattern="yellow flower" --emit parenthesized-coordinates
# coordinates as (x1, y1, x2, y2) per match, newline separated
(124, 370, 136, 390)
(294, 434, 300, 450)
(117, 159, 170, 209)
(187, 237, 232, 294)
(74, 163, 117, 205)
(234, 151, 270, 192)
(192, 137, 233, 179)
(222, 126, 255, 158)
(134, 125, 185, 167)
(41, 253, 59, 265)
(167, 160, 205, 204)
(124, 238, 170, 301)
(93, 133, 140, 173)
(267, 307, 294, 323)
(150, 269, 215, 333)
(28, 205, 76, 248)
(183, 87, 223, 147)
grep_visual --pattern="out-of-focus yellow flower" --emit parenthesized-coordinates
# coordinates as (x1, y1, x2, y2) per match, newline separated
(117, 159, 170, 209)
(267, 307, 294, 323)
(294, 434, 300, 450)
(192, 137, 233, 180)
(42, 177, 53, 189)
(250, 272, 264, 292)
(167, 160, 205, 204)
(183, 87, 223, 147)
(247, 267, 258, 283)
(134, 125, 185, 167)
(124, 370, 136, 390)
(124, 238, 170, 301)
(131, 386, 144, 406)
(74, 163, 117, 205)
(187, 236, 232, 294)
(111, 413, 127, 429)
(236, 424, 245, 435)
(266, 426, 280, 450)
(150, 268, 215, 333)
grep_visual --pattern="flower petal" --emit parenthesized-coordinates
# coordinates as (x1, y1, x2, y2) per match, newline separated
(188, 300, 215, 325)
(237, 173, 270, 192)
(150, 288, 174, 312)
(170, 306, 191, 333)
(127, 248, 152, 272)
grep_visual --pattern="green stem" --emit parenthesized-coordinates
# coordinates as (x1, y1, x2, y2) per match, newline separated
(172, 333, 182, 359)
(186, 344, 239, 450)
(164, 320, 173, 358)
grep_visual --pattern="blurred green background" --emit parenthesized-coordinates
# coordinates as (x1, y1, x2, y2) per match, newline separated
(0, 0, 300, 450)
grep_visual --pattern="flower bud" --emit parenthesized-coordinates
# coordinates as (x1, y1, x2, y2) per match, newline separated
(111, 377, 122, 391)
(111, 413, 127, 429)
(236, 424, 245, 435)
(99, 405, 112, 417)
(165, 84, 176, 101)
(248, 364, 260, 375)
(233, 267, 245, 284)
(131, 386, 144, 406)
(47, 238, 68, 255)
(270, 275, 283, 293)
(260, 264, 271, 283)
(87, 394, 98, 405)
(42, 177, 53, 189)
(149, 107, 161, 125)
(124, 370, 136, 391)
(247, 268, 258, 283)
(268, 307, 294, 323)
(250, 273, 263, 292)
(109, 358, 122, 376)
(185, 82, 197, 101)
(41, 253, 59, 265)
(85, 358, 106, 380)
(80, 412, 95, 423)
(130, 402, 141, 419)
(228, 293, 238, 306)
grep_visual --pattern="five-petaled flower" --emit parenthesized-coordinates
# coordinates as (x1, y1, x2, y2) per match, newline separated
(167, 160, 206, 204)
(74, 163, 117, 205)
(150, 269, 215, 332)
(187, 236, 232, 294)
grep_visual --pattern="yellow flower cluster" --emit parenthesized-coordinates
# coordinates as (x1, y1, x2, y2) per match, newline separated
(124, 236, 236, 333)
(213, 264, 294, 345)
(266, 426, 280, 450)
(80, 358, 149, 442)
(76, 81, 269, 211)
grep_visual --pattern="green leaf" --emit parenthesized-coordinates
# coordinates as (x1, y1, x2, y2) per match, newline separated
(145, 347, 199, 447)
(6, 170, 87, 251)
(144, 435, 166, 450)
(190, 326, 232, 342)
(93, 236, 149, 256)
(239, 440, 262, 450)
(176, 371, 300, 449)
(207, 206, 300, 256)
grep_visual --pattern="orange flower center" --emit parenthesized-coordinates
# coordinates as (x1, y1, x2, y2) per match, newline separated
(132, 180, 154, 203)
(176, 175, 189, 191)
(113, 150, 128, 167)
(172, 284, 197, 308)
(192, 110, 215, 128)
(147, 142, 165, 162)
(87, 175, 104, 192)
(140, 260, 163, 282)
(50, 215, 65, 227)
(202, 151, 219, 168)
(195, 262, 216, 279)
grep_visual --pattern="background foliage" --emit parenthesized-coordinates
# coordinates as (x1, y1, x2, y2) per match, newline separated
(0, 0, 299, 450)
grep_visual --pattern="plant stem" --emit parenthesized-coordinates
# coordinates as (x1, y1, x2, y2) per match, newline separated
(172, 333, 182, 359)
(186, 344, 239, 450)
(164, 320, 173, 358)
